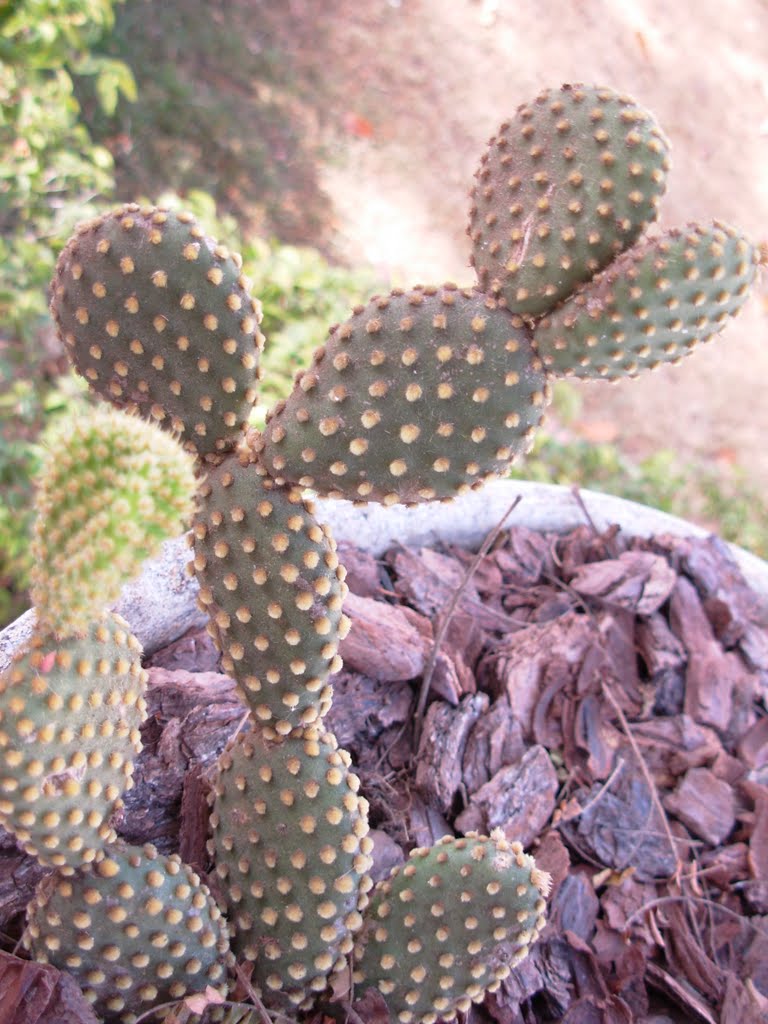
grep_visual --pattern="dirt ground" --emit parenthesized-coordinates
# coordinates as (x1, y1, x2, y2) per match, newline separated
(275, 0, 768, 488)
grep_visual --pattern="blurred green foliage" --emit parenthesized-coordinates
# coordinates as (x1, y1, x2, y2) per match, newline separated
(0, 0, 135, 346)
(0, 0, 135, 623)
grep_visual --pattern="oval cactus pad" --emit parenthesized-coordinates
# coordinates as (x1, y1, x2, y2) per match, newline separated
(469, 83, 670, 316)
(50, 204, 264, 458)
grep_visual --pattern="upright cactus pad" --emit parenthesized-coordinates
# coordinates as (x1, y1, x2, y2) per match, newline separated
(31, 406, 197, 638)
(533, 221, 761, 379)
(353, 831, 551, 1024)
(468, 84, 670, 316)
(192, 446, 349, 735)
(209, 726, 373, 1010)
(23, 841, 231, 1023)
(259, 285, 548, 504)
(50, 204, 264, 458)
(0, 613, 146, 870)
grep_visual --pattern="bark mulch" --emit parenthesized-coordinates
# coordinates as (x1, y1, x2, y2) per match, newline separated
(1, 517, 767, 1024)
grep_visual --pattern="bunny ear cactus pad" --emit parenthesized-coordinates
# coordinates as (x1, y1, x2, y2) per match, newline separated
(31, 406, 197, 639)
(259, 285, 548, 504)
(468, 83, 670, 317)
(23, 841, 231, 1023)
(353, 831, 551, 1024)
(0, 612, 146, 870)
(191, 444, 349, 736)
(50, 204, 264, 459)
(533, 221, 761, 379)
(209, 726, 373, 1010)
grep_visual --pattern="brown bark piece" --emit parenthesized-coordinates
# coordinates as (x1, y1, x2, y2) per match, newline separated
(0, 950, 100, 1024)
(569, 551, 676, 615)
(480, 611, 610, 739)
(663, 767, 736, 845)
(340, 591, 429, 681)
(118, 669, 244, 851)
(415, 693, 489, 815)
(336, 540, 387, 598)
(324, 669, 413, 755)
(670, 576, 749, 733)
(564, 765, 679, 880)
(462, 699, 524, 793)
(389, 545, 512, 631)
(454, 744, 557, 847)
(495, 524, 556, 585)
(550, 867, 600, 941)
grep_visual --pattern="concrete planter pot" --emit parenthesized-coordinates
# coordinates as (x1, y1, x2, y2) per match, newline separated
(2, 479, 766, 672)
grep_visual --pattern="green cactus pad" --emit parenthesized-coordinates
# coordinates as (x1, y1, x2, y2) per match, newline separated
(0, 613, 146, 870)
(50, 204, 264, 459)
(533, 221, 760, 379)
(468, 83, 670, 317)
(257, 285, 548, 504)
(353, 831, 551, 1024)
(209, 726, 373, 1010)
(23, 841, 231, 1023)
(31, 406, 197, 638)
(191, 445, 349, 736)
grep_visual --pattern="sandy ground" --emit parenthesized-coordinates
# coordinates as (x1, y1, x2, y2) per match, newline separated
(280, 0, 768, 486)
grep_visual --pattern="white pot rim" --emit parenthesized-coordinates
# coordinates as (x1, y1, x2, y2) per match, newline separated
(2, 480, 765, 671)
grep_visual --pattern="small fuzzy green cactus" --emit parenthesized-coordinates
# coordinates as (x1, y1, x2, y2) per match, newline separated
(191, 443, 350, 736)
(31, 406, 197, 638)
(50, 204, 264, 459)
(23, 841, 232, 1023)
(259, 285, 548, 504)
(209, 726, 373, 1010)
(0, 613, 146, 870)
(352, 831, 551, 1024)
(533, 221, 761, 378)
(468, 83, 670, 317)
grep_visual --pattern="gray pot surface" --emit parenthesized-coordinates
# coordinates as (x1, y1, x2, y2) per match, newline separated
(2, 480, 766, 672)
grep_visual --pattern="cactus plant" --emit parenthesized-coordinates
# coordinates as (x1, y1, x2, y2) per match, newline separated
(191, 442, 349, 736)
(23, 841, 231, 1023)
(49, 204, 265, 459)
(532, 221, 761, 379)
(468, 83, 670, 317)
(4, 80, 764, 1024)
(31, 405, 197, 639)
(258, 285, 549, 504)
(352, 831, 551, 1024)
(209, 726, 373, 1009)
(0, 612, 146, 870)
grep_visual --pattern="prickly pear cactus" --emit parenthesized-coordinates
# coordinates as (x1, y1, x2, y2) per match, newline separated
(50, 204, 264, 459)
(533, 221, 761, 378)
(209, 726, 373, 1010)
(352, 831, 551, 1024)
(0, 613, 146, 870)
(23, 841, 231, 1023)
(259, 285, 548, 504)
(31, 406, 197, 638)
(469, 83, 670, 316)
(191, 444, 349, 735)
